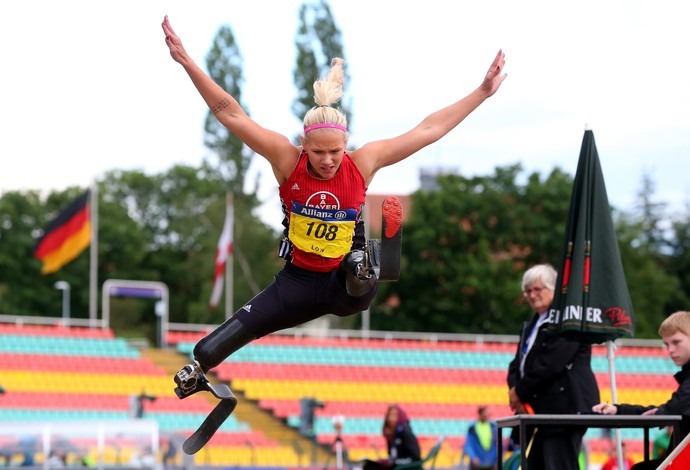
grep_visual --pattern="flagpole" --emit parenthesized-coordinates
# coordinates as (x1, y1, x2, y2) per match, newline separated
(89, 181, 99, 327)
(225, 193, 234, 320)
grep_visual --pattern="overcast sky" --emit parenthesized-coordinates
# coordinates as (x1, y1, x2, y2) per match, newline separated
(1, 0, 688, 230)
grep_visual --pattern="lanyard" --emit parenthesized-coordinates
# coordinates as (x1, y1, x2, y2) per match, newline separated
(520, 312, 549, 377)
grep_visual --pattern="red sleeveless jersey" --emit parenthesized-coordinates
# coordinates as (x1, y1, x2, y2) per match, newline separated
(278, 151, 367, 272)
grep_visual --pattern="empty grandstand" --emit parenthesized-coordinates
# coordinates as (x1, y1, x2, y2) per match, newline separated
(0, 319, 677, 469)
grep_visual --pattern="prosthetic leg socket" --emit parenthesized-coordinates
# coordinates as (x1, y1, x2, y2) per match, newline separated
(341, 249, 376, 297)
(193, 315, 256, 371)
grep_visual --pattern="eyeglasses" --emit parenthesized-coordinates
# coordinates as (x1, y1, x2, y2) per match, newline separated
(523, 286, 546, 296)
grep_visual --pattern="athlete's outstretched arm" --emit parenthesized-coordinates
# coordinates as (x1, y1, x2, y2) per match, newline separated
(161, 16, 296, 180)
(354, 50, 507, 184)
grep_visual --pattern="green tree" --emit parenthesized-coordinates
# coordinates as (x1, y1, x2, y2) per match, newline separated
(612, 177, 689, 338)
(3, 159, 690, 341)
(668, 205, 690, 310)
(614, 212, 682, 338)
(0, 187, 149, 322)
(0, 190, 54, 315)
(0, 21, 282, 337)
(633, 174, 668, 253)
(200, 22, 282, 324)
(203, 25, 253, 192)
(101, 166, 224, 327)
(100, 165, 278, 329)
(370, 165, 573, 334)
(292, 0, 350, 130)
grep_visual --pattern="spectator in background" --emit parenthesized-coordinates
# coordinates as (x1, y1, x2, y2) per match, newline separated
(162, 437, 179, 469)
(330, 414, 349, 468)
(600, 441, 634, 470)
(128, 446, 155, 469)
(463, 406, 497, 469)
(358, 404, 421, 470)
(507, 264, 600, 470)
(48, 450, 67, 468)
(593, 311, 690, 470)
(652, 426, 673, 460)
(19, 436, 37, 467)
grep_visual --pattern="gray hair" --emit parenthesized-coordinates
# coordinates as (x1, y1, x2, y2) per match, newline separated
(521, 264, 557, 292)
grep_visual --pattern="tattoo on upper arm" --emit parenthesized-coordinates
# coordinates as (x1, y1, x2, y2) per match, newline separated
(211, 98, 230, 115)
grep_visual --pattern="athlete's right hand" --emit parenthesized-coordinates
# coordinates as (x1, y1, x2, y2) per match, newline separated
(161, 15, 188, 65)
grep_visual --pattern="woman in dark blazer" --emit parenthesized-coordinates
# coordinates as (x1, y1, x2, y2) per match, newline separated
(507, 264, 600, 470)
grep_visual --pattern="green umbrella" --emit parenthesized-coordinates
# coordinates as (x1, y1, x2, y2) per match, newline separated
(548, 129, 635, 343)
(548, 128, 635, 470)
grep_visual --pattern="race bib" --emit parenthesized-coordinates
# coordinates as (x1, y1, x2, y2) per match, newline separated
(289, 201, 357, 258)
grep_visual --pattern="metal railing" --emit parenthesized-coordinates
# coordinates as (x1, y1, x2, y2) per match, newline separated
(0, 313, 663, 348)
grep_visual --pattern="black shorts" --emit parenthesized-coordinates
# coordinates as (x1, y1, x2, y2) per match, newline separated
(234, 262, 378, 338)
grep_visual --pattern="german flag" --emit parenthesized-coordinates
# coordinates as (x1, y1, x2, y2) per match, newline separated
(34, 190, 91, 275)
